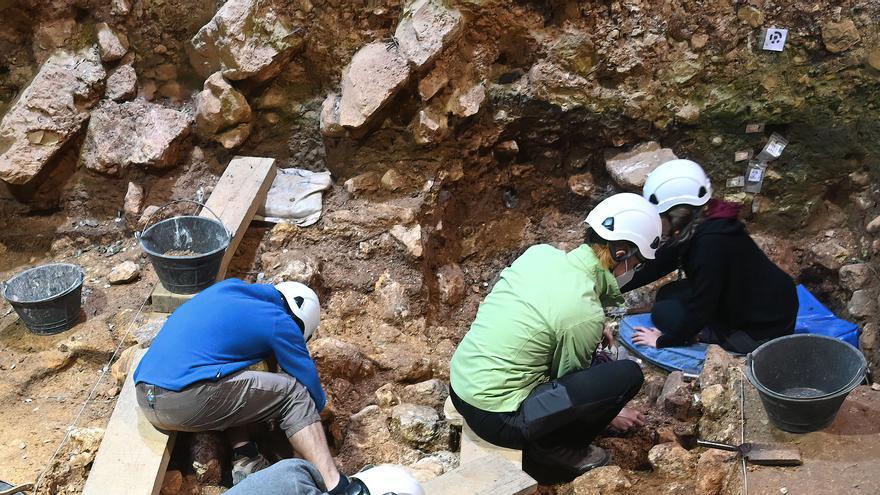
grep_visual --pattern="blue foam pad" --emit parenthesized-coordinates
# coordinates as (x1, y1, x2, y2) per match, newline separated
(618, 284, 861, 373)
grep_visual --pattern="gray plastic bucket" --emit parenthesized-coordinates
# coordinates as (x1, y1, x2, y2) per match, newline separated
(138, 200, 230, 294)
(745, 334, 867, 433)
(2, 263, 85, 335)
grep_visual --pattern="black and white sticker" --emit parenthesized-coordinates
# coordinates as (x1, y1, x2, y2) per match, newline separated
(762, 28, 788, 52)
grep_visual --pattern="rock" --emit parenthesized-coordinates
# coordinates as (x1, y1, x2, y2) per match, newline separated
(736, 6, 764, 28)
(81, 99, 193, 175)
(401, 379, 449, 409)
(699, 384, 728, 420)
(344, 172, 382, 194)
(867, 214, 880, 233)
(338, 42, 411, 130)
(375, 383, 400, 409)
(648, 442, 696, 477)
(412, 107, 449, 145)
(0, 48, 105, 185)
(195, 72, 252, 148)
(570, 465, 633, 495)
(568, 172, 595, 197)
(447, 83, 486, 118)
(190, 431, 225, 484)
(375, 274, 412, 322)
(494, 140, 519, 158)
(840, 264, 873, 291)
(160, 470, 184, 495)
(848, 290, 877, 319)
(189, 0, 306, 82)
(124, 181, 144, 218)
(382, 169, 407, 191)
(676, 103, 700, 124)
(260, 251, 321, 285)
(408, 451, 458, 482)
(111, 345, 140, 385)
(390, 224, 423, 257)
(695, 449, 735, 495)
(657, 371, 693, 420)
(139, 205, 160, 229)
(700, 344, 738, 389)
(374, 345, 434, 383)
(96, 22, 129, 62)
(68, 426, 104, 456)
(394, 0, 463, 70)
(105, 64, 138, 102)
(419, 66, 450, 100)
(320, 93, 345, 137)
(867, 49, 880, 71)
(437, 264, 465, 305)
(822, 19, 861, 54)
(390, 403, 440, 445)
(310, 338, 374, 380)
(108, 261, 140, 284)
(605, 141, 678, 191)
(809, 240, 849, 271)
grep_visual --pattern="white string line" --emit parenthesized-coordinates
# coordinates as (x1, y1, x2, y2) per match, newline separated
(739, 367, 748, 495)
(32, 284, 154, 492)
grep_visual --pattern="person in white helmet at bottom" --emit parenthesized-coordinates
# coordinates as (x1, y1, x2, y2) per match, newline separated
(133, 279, 353, 492)
(626, 159, 797, 353)
(227, 461, 425, 495)
(449, 193, 662, 484)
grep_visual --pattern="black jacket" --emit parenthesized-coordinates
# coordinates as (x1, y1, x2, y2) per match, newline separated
(621, 217, 798, 348)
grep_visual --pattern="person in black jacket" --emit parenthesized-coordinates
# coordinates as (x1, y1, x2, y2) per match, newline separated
(626, 160, 798, 353)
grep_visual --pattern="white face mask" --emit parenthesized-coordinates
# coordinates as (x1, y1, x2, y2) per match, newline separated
(615, 257, 635, 288)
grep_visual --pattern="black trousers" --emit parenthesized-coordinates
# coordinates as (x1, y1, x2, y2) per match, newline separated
(450, 360, 643, 483)
(652, 279, 794, 354)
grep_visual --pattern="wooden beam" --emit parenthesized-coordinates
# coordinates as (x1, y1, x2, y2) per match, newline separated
(149, 284, 196, 313)
(460, 422, 523, 468)
(83, 349, 176, 495)
(423, 455, 537, 495)
(200, 156, 276, 281)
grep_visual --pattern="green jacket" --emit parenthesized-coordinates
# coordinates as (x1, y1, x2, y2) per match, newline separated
(450, 244, 623, 412)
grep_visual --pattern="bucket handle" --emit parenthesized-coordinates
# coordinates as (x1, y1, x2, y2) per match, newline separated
(136, 199, 228, 240)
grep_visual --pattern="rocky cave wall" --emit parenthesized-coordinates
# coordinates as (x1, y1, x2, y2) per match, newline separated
(1, 0, 879, 434)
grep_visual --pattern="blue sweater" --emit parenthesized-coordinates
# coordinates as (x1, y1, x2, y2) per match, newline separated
(133, 279, 326, 411)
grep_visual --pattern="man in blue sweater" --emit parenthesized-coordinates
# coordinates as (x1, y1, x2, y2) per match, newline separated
(133, 279, 349, 492)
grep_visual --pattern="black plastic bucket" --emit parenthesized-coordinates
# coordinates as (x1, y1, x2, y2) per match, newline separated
(745, 334, 867, 433)
(2, 263, 85, 335)
(138, 200, 230, 294)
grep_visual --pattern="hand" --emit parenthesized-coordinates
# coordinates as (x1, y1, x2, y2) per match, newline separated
(632, 326, 662, 348)
(601, 326, 615, 348)
(610, 407, 645, 432)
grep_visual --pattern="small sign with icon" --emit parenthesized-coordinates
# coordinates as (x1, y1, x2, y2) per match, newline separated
(762, 28, 788, 52)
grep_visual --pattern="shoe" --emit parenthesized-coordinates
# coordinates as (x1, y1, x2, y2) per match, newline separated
(343, 478, 369, 495)
(231, 453, 271, 485)
(529, 442, 610, 475)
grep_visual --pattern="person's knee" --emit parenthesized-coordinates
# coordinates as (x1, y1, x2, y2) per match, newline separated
(616, 359, 644, 389)
(652, 300, 686, 333)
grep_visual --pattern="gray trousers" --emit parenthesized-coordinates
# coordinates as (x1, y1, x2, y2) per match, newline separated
(225, 459, 328, 495)
(135, 370, 321, 438)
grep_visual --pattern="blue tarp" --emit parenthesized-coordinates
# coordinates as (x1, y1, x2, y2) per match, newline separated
(618, 284, 860, 373)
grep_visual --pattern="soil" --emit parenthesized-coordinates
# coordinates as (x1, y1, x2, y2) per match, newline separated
(162, 249, 200, 257)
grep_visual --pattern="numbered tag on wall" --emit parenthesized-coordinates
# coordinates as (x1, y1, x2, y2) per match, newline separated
(744, 160, 767, 193)
(762, 28, 788, 52)
(756, 132, 788, 161)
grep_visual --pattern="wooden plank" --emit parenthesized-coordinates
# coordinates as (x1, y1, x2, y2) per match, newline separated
(83, 349, 176, 495)
(423, 455, 537, 495)
(200, 156, 276, 280)
(443, 396, 463, 427)
(149, 284, 196, 313)
(461, 423, 523, 468)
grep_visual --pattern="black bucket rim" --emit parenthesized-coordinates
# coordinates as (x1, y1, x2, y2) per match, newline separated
(138, 215, 231, 260)
(746, 333, 867, 402)
(2, 263, 85, 305)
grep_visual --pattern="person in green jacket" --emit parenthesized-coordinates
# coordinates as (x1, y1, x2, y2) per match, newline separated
(449, 193, 663, 483)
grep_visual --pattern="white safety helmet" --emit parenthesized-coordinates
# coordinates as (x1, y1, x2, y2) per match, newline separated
(642, 159, 712, 213)
(275, 282, 320, 340)
(351, 465, 425, 495)
(585, 193, 663, 260)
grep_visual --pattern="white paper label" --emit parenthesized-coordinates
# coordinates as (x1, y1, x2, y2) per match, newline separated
(763, 28, 788, 52)
(748, 168, 764, 182)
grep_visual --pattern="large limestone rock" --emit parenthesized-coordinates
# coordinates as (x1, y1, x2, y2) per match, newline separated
(822, 19, 861, 53)
(189, 0, 306, 82)
(394, 0, 463, 70)
(337, 42, 411, 130)
(570, 466, 633, 495)
(605, 141, 678, 191)
(105, 64, 138, 102)
(648, 442, 696, 477)
(194, 72, 252, 149)
(0, 48, 105, 184)
(80, 99, 193, 175)
(96, 22, 129, 62)
(390, 403, 441, 445)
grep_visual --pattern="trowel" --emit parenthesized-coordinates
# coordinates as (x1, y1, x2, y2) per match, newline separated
(697, 439, 802, 466)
